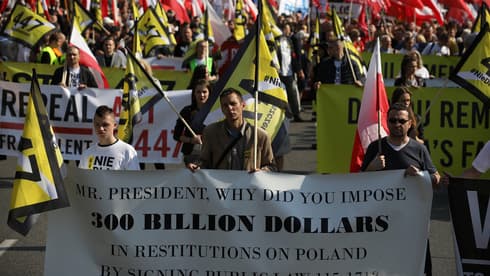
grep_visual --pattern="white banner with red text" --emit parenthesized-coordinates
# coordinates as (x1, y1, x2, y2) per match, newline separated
(0, 81, 191, 163)
(45, 168, 433, 275)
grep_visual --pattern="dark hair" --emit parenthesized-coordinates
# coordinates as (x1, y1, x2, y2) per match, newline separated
(388, 102, 411, 114)
(400, 54, 418, 78)
(391, 87, 413, 105)
(95, 105, 114, 118)
(187, 64, 208, 89)
(49, 31, 64, 43)
(103, 36, 116, 44)
(219, 88, 243, 102)
(191, 79, 211, 108)
(388, 102, 417, 126)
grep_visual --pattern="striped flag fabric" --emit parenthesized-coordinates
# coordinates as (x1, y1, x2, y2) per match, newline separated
(350, 38, 390, 172)
(70, 19, 109, 88)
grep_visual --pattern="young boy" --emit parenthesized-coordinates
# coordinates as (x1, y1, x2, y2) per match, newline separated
(79, 105, 140, 170)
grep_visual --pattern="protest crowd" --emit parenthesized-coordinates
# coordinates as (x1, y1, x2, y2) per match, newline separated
(0, 0, 489, 275)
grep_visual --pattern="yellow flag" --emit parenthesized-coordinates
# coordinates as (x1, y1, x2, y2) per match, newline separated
(262, 0, 282, 40)
(8, 70, 69, 236)
(154, 1, 177, 45)
(234, 0, 247, 41)
(192, 26, 288, 143)
(138, 8, 172, 57)
(131, 0, 140, 19)
(202, 4, 214, 43)
(73, 0, 95, 33)
(472, 3, 490, 33)
(118, 52, 143, 143)
(308, 11, 320, 64)
(330, 9, 365, 77)
(450, 23, 490, 105)
(0, 3, 56, 47)
(133, 19, 142, 58)
(92, 0, 104, 30)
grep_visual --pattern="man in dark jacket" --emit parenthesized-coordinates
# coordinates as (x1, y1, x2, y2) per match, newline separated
(312, 39, 364, 88)
(51, 46, 98, 89)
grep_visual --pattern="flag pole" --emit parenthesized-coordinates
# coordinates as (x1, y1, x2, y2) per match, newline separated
(253, 0, 263, 170)
(126, 49, 199, 138)
(375, 38, 382, 154)
(344, 44, 359, 83)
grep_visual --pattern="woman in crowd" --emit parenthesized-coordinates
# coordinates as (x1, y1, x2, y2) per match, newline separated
(390, 87, 425, 144)
(408, 50, 432, 80)
(394, 54, 426, 88)
(173, 79, 210, 168)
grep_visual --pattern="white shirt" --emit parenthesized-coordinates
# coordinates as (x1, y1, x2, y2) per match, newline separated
(473, 141, 490, 174)
(279, 36, 293, 77)
(79, 139, 140, 170)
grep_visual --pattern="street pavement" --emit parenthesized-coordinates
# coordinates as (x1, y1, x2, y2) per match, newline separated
(0, 103, 456, 275)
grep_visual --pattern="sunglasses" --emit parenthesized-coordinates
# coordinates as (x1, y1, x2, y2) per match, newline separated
(388, 118, 409, 124)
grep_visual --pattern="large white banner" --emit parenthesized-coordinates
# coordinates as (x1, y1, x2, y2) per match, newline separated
(0, 81, 191, 163)
(45, 168, 433, 275)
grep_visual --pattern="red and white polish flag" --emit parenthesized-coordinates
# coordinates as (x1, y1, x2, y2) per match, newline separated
(350, 38, 390, 172)
(69, 21, 109, 88)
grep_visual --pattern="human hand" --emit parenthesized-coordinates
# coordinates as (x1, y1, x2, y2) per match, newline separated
(404, 165, 423, 177)
(367, 154, 385, 171)
(190, 135, 203, 145)
(354, 80, 364, 87)
(187, 163, 200, 173)
(313, 81, 321, 91)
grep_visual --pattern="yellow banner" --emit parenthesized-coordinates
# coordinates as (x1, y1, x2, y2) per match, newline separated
(317, 84, 489, 177)
(0, 61, 191, 90)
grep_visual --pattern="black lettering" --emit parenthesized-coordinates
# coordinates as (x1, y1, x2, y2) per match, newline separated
(64, 95, 79, 122)
(481, 57, 490, 75)
(457, 102, 469, 128)
(81, 96, 92, 122)
(375, 215, 389, 232)
(472, 102, 489, 128)
(49, 94, 62, 121)
(12, 72, 31, 83)
(462, 141, 477, 168)
(1, 89, 16, 116)
(348, 98, 361, 124)
(440, 101, 453, 127)
(440, 140, 453, 167)
(17, 91, 30, 117)
(413, 99, 431, 126)
(438, 64, 448, 78)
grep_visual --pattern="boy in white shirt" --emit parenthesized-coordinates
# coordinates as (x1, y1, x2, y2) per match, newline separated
(79, 105, 140, 170)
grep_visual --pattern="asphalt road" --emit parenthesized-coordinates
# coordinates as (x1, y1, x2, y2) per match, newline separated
(0, 104, 456, 275)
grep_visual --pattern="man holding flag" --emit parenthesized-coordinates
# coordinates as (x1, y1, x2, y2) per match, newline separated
(188, 88, 276, 172)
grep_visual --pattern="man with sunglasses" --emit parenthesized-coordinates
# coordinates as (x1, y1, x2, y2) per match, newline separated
(361, 102, 440, 276)
(361, 102, 440, 186)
